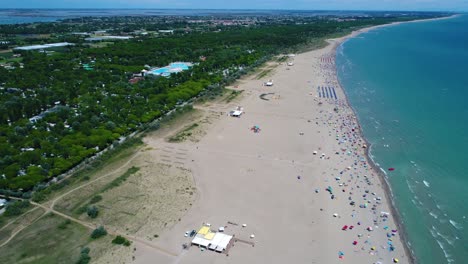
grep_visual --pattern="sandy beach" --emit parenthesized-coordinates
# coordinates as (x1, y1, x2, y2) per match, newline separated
(123, 22, 440, 264)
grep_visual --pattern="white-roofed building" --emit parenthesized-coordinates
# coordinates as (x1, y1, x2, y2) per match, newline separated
(191, 225, 233, 253)
(14, 42, 74, 51)
(231, 110, 243, 117)
(191, 236, 211, 248)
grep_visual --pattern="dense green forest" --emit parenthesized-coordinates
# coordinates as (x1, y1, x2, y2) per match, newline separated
(0, 15, 437, 192)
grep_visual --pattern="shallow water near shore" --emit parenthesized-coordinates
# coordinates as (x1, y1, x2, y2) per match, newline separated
(337, 15, 468, 264)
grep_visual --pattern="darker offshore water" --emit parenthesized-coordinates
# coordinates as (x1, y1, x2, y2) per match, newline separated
(337, 15, 468, 264)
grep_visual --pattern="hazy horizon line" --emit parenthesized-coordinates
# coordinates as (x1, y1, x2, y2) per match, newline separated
(0, 8, 460, 13)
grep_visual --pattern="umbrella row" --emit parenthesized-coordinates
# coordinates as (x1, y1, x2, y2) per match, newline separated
(317, 86, 338, 100)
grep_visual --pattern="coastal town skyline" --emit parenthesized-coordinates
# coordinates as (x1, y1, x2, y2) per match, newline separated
(1, 0, 467, 11)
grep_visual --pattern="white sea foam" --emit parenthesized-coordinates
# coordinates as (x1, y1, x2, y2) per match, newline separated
(379, 167, 387, 176)
(435, 239, 454, 264)
(413, 197, 423, 206)
(429, 211, 439, 219)
(449, 220, 463, 230)
(437, 231, 455, 246)
(423, 180, 430, 188)
(406, 179, 415, 194)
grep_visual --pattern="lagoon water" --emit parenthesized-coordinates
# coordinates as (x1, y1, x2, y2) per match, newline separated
(0, 9, 340, 24)
(337, 15, 468, 264)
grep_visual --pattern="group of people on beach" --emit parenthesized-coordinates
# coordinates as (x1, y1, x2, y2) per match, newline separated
(312, 53, 403, 263)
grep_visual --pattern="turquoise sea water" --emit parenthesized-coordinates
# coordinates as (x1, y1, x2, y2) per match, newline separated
(337, 15, 468, 264)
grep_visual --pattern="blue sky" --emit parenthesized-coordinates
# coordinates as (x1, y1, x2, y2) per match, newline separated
(1, 0, 467, 11)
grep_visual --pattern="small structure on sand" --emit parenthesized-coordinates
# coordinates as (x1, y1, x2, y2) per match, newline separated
(191, 225, 233, 253)
(229, 106, 243, 117)
(287, 62, 294, 66)
(265, 80, 274, 86)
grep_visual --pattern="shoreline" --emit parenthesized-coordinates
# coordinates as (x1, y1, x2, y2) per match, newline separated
(330, 14, 458, 264)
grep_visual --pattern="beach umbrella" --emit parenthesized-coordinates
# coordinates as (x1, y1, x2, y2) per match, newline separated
(352, 241, 358, 245)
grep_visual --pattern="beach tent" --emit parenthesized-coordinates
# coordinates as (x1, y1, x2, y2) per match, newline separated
(191, 236, 211, 248)
(198, 226, 210, 235)
(204, 232, 215, 240)
(231, 110, 243, 117)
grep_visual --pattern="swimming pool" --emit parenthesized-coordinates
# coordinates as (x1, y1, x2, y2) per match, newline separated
(148, 62, 192, 76)
(169, 62, 190, 70)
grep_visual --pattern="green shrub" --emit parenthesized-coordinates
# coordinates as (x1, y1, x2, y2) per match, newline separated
(76, 247, 91, 264)
(4, 200, 30, 217)
(86, 206, 99, 218)
(112, 235, 131, 246)
(90, 226, 107, 239)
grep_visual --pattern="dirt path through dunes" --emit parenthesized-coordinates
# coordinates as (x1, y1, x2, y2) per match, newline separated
(50, 152, 142, 210)
(0, 151, 180, 257)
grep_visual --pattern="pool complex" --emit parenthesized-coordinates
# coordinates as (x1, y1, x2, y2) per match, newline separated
(148, 62, 192, 77)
